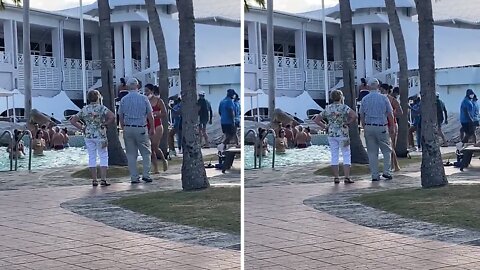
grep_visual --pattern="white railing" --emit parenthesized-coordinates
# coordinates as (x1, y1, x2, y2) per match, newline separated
(244, 52, 256, 66)
(169, 75, 180, 88)
(0, 52, 11, 64)
(133, 59, 142, 72)
(409, 75, 420, 88)
(373, 60, 382, 73)
(18, 54, 56, 68)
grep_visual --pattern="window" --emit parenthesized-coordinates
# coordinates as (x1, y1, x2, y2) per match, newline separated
(287, 45, 295, 58)
(30, 42, 40, 56)
(274, 43, 283, 56)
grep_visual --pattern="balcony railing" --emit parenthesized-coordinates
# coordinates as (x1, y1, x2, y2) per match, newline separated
(244, 52, 256, 65)
(0, 52, 11, 64)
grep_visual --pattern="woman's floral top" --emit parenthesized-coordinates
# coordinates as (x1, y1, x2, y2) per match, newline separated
(76, 103, 110, 139)
(319, 103, 351, 138)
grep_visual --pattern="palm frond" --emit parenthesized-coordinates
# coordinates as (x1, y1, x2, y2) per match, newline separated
(0, 0, 22, 10)
(244, 0, 265, 12)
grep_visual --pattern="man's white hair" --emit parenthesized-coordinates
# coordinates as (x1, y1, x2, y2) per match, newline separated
(126, 78, 139, 90)
(367, 78, 379, 88)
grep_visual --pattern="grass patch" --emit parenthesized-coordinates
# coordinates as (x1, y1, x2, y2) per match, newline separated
(314, 153, 456, 176)
(353, 185, 480, 231)
(71, 154, 217, 179)
(112, 186, 240, 234)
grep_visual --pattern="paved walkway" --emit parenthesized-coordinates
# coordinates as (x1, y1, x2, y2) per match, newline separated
(0, 156, 240, 269)
(245, 154, 480, 269)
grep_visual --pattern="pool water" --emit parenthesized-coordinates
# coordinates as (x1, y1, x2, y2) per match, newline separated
(0, 147, 88, 171)
(244, 145, 331, 169)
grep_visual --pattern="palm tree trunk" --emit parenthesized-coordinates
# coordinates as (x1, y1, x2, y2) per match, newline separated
(339, 0, 368, 164)
(414, 0, 447, 188)
(266, 0, 275, 123)
(176, 0, 209, 190)
(23, 0, 32, 121)
(145, 0, 169, 156)
(385, 0, 409, 158)
(98, 0, 127, 166)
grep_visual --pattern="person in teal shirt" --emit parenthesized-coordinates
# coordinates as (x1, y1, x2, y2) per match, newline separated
(218, 89, 237, 149)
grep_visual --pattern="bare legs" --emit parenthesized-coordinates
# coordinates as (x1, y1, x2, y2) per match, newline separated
(89, 166, 107, 185)
(330, 164, 351, 179)
(390, 124, 400, 172)
(199, 125, 209, 147)
(150, 125, 168, 174)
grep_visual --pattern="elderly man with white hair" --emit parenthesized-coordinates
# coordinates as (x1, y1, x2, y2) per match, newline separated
(359, 78, 395, 181)
(118, 78, 155, 183)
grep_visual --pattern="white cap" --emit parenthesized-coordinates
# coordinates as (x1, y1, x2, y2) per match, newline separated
(198, 91, 206, 96)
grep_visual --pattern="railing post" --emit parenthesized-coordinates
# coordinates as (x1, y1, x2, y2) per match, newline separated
(268, 129, 276, 168)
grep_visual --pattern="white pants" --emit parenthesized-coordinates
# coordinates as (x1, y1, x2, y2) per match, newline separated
(85, 138, 108, 168)
(328, 137, 351, 166)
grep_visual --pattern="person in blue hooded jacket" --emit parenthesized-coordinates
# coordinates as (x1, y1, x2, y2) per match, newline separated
(460, 89, 477, 146)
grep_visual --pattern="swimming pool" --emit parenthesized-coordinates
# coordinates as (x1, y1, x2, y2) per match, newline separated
(244, 145, 331, 169)
(0, 147, 88, 171)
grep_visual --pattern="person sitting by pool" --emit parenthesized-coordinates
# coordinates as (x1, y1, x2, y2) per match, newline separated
(305, 126, 312, 147)
(8, 129, 25, 159)
(51, 127, 65, 150)
(32, 130, 46, 156)
(295, 126, 308, 148)
(284, 124, 295, 148)
(314, 89, 357, 184)
(275, 128, 288, 154)
(61, 128, 70, 148)
(255, 128, 269, 157)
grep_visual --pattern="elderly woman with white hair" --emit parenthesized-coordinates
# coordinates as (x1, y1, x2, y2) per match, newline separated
(314, 90, 357, 184)
(70, 90, 115, 187)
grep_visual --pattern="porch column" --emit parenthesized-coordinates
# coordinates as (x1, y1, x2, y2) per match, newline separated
(3, 20, 14, 64)
(140, 27, 148, 71)
(256, 22, 263, 70)
(355, 27, 365, 83)
(333, 36, 341, 62)
(247, 22, 258, 67)
(364, 25, 373, 77)
(295, 28, 306, 90)
(123, 23, 132, 78)
(13, 21, 18, 67)
(389, 30, 398, 72)
(381, 29, 389, 72)
(149, 28, 158, 72)
(114, 25, 124, 83)
(91, 34, 99, 60)
(51, 27, 61, 64)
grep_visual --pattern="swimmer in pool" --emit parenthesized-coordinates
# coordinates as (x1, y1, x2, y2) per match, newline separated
(284, 124, 295, 148)
(33, 130, 46, 156)
(305, 126, 312, 147)
(275, 128, 288, 154)
(8, 129, 25, 159)
(51, 127, 65, 150)
(61, 128, 70, 148)
(256, 128, 269, 157)
(295, 126, 308, 148)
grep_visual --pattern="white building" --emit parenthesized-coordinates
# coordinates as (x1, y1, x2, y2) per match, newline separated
(0, 0, 240, 117)
(244, 0, 480, 115)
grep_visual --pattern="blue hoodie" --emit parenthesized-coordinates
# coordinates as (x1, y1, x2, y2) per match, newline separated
(460, 89, 476, 124)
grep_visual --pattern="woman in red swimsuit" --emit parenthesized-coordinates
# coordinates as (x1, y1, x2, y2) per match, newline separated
(145, 84, 168, 173)
(381, 84, 403, 172)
